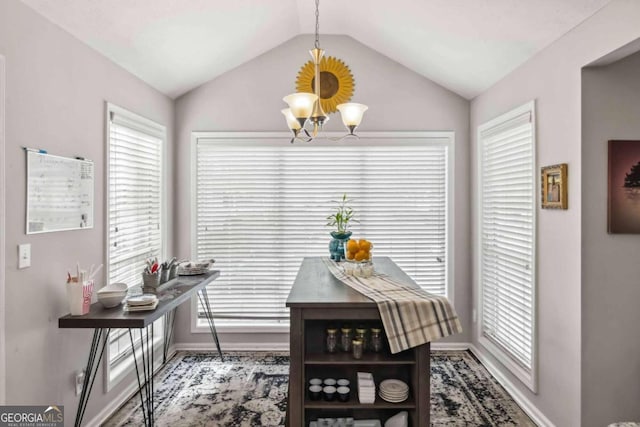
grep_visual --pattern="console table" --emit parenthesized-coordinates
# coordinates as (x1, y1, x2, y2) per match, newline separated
(286, 257, 430, 427)
(58, 270, 222, 427)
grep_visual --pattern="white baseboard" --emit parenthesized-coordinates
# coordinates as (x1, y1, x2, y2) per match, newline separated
(174, 342, 290, 352)
(176, 341, 469, 353)
(469, 344, 554, 427)
(430, 342, 470, 351)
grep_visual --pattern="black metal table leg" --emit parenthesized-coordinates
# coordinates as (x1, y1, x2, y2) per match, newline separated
(163, 309, 176, 364)
(74, 328, 110, 427)
(128, 329, 148, 427)
(197, 287, 223, 361)
(129, 326, 157, 427)
(150, 323, 155, 426)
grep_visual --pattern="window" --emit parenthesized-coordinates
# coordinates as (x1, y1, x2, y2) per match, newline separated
(477, 101, 537, 391)
(105, 103, 166, 388)
(192, 132, 453, 331)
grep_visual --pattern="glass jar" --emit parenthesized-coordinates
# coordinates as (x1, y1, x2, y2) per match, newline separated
(352, 339, 363, 359)
(326, 328, 338, 353)
(340, 327, 353, 352)
(370, 327, 383, 353)
(355, 327, 368, 352)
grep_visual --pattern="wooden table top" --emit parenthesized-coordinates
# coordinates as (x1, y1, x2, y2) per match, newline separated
(59, 270, 220, 329)
(286, 257, 418, 308)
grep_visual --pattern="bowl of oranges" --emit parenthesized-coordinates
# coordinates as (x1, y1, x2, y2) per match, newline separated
(343, 239, 374, 277)
(344, 238, 373, 263)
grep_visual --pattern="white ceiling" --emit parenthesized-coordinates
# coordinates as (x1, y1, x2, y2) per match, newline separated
(21, 0, 611, 100)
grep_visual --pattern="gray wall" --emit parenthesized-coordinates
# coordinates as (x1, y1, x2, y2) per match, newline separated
(0, 54, 6, 405)
(581, 51, 640, 427)
(0, 1, 174, 425)
(173, 35, 471, 347)
(470, 1, 640, 426)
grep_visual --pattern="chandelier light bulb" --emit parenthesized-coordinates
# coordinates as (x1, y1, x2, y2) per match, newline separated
(283, 93, 318, 126)
(337, 103, 368, 128)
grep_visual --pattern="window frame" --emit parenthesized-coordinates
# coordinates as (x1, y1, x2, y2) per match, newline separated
(103, 102, 168, 391)
(189, 131, 455, 334)
(476, 100, 538, 392)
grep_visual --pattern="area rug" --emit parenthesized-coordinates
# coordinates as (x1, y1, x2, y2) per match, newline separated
(103, 351, 535, 427)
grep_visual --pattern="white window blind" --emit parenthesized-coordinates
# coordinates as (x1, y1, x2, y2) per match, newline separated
(193, 134, 452, 328)
(478, 102, 536, 391)
(106, 105, 165, 381)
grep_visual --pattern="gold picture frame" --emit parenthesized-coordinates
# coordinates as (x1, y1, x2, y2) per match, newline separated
(541, 163, 568, 209)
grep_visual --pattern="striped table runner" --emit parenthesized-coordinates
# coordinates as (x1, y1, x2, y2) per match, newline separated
(323, 258, 462, 354)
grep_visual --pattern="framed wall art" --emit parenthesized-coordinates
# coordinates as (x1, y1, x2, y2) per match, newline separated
(541, 163, 568, 209)
(608, 140, 640, 233)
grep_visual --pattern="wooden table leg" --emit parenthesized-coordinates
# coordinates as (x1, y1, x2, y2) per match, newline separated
(288, 308, 303, 427)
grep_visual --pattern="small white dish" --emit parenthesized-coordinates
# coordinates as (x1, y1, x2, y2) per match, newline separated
(337, 378, 350, 387)
(384, 411, 408, 427)
(323, 378, 336, 386)
(97, 283, 128, 294)
(97, 293, 125, 308)
(354, 421, 382, 427)
(309, 378, 323, 386)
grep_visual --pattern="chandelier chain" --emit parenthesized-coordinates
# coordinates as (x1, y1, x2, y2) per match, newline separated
(314, 0, 320, 49)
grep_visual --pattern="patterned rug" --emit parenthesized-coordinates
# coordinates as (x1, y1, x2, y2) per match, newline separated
(103, 351, 535, 427)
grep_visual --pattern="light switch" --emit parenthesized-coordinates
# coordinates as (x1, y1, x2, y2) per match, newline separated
(18, 244, 31, 269)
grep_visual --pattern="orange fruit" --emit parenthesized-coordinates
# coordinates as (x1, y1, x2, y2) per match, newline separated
(358, 239, 371, 252)
(355, 250, 367, 261)
(345, 250, 355, 260)
(347, 240, 359, 253)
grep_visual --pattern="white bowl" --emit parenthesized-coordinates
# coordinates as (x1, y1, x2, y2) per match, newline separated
(97, 283, 128, 294)
(384, 411, 408, 427)
(98, 293, 125, 308)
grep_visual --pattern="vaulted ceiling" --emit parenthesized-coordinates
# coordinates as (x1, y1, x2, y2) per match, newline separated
(21, 0, 611, 100)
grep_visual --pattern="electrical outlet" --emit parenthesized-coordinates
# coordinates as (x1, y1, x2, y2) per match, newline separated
(75, 370, 85, 396)
(18, 244, 31, 269)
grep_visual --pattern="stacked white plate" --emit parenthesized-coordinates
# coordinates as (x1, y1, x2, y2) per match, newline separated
(379, 379, 409, 403)
(123, 294, 158, 312)
(357, 372, 376, 404)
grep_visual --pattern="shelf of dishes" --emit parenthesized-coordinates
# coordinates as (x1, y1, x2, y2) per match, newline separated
(305, 374, 411, 408)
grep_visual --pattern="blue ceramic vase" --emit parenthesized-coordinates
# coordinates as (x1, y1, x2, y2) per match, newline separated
(329, 231, 352, 261)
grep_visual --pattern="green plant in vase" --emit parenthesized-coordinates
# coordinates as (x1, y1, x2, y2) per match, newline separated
(326, 194, 356, 261)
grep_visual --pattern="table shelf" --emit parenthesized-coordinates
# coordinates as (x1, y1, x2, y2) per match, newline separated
(304, 396, 416, 410)
(304, 352, 415, 365)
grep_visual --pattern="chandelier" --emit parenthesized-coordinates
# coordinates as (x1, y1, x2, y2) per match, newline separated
(281, 0, 368, 143)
